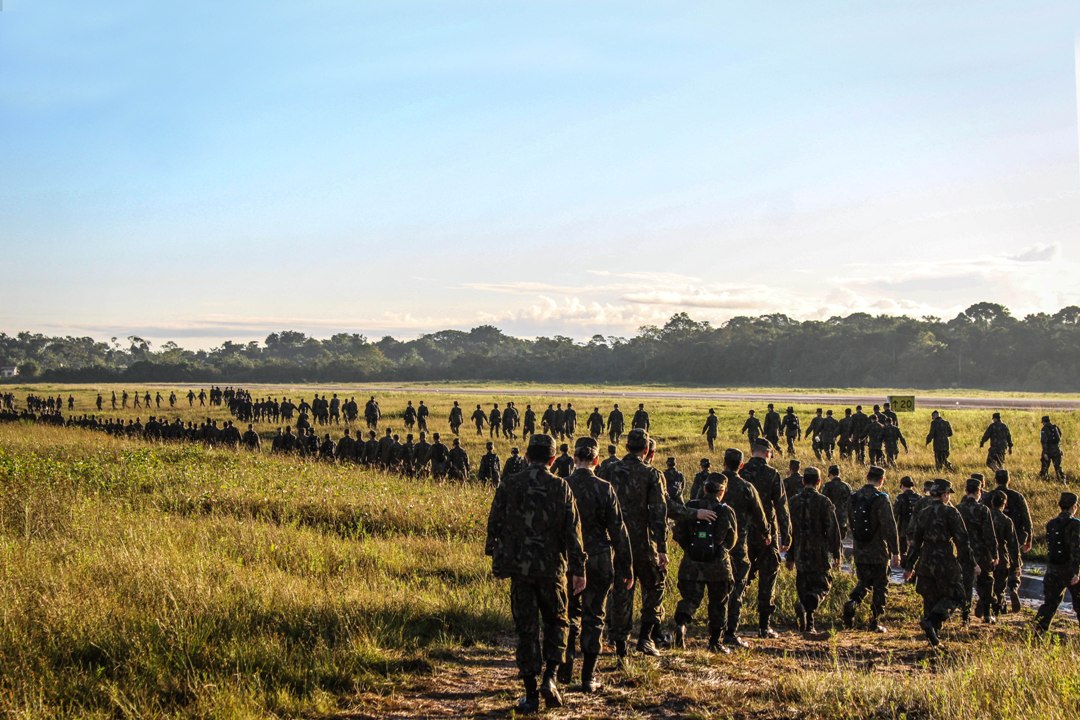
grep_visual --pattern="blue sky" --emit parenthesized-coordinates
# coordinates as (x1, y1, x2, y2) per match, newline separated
(2, 1, 1078, 348)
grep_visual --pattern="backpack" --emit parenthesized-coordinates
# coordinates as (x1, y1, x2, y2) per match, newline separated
(1046, 425, 1062, 446)
(851, 491, 883, 543)
(688, 507, 722, 562)
(1047, 517, 1076, 564)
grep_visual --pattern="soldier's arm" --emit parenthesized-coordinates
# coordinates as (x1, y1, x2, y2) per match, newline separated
(1006, 524, 1020, 567)
(648, 476, 669, 554)
(979, 426, 991, 446)
(1068, 522, 1080, 579)
(904, 514, 924, 571)
(721, 507, 738, 551)
(899, 432, 908, 451)
(952, 509, 972, 568)
(879, 496, 900, 557)
(982, 508, 998, 566)
(750, 485, 769, 539)
(741, 419, 748, 435)
(775, 478, 791, 548)
(607, 491, 635, 584)
(1016, 497, 1033, 547)
(1006, 427, 1013, 449)
(485, 484, 507, 555)
(827, 503, 842, 561)
(562, 484, 587, 578)
(925, 427, 934, 445)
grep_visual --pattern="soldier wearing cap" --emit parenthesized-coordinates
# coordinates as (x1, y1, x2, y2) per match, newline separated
(956, 476, 998, 624)
(849, 405, 871, 464)
(787, 466, 842, 633)
(1039, 415, 1066, 483)
(552, 443, 573, 479)
(805, 409, 825, 460)
(783, 459, 803, 505)
(925, 410, 954, 471)
(663, 457, 685, 506)
(485, 434, 586, 712)
(718, 448, 770, 648)
(502, 446, 526, 478)
(631, 403, 650, 432)
(763, 404, 782, 454)
(740, 437, 791, 637)
(821, 465, 852, 540)
(893, 476, 919, 561)
(478, 441, 501, 486)
(587, 407, 604, 439)
(842, 466, 900, 633)
(903, 479, 973, 646)
(979, 412, 1013, 471)
(981, 469, 1032, 612)
(607, 429, 715, 658)
(702, 409, 719, 451)
(597, 444, 619, 480)
(1035, 492, 1080, 634)
(987, 490, 1019, 622)
(741, 409, 762, 446)
(557, 436, 633, 693)
(780, 407, 800, 456)
(606, 404, 624, 445)
(690, 458, 712, 500)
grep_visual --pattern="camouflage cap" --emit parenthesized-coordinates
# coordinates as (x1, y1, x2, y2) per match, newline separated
(626, 428, 649, 452)
(527, 433, 557, 456)
(994, 469, 1010, 485)
(867, 465, 885, 480)
(930, 478, 954, 496)
(900, 475, 914, 487)
(1060, 492, 1078, 509)
(828, 464, 840, 476)
(666, 456, 676, 466)
(574, 436, 599, 459)
(700, 457, 711, 467)
(752, 437, 772, 450)
(969, 472, 984, 482)
(574, 436, 598, 452)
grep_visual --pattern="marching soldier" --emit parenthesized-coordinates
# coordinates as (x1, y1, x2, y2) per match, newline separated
(787, 466, 843, 634)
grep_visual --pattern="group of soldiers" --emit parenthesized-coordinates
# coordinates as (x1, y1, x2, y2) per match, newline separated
(485, 425, 1079, 713)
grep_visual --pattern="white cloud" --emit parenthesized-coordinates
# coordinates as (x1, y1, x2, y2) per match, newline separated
(1007, 243, 1060, 262)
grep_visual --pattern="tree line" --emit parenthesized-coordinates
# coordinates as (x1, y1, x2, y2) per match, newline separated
(3, 302, 1078, 390)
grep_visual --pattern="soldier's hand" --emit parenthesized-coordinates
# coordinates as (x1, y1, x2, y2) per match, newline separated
(1070, 575, 1080, 587)
(890, 554, 901, 567)
(571, 575, 586, 596)
(780, 543, 790, 553)
(902, 569, 914, 581)
(623, 577, 635, 590)
(764, 536, 772, 547)
(991, 558, 998, 567)
(975, 565, 981, 577)
(1023, 540, 1032, 553)
(695, 509, 717, 522)
(658, 553, 669, 572)
(1008, 447, 1013, 455)
(785, 559, 795, 571)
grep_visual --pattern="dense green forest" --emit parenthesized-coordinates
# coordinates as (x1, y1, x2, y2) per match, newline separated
(3, 303, 1078, 390)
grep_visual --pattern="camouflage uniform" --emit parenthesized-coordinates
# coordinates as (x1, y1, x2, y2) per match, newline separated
(1035, 511, 1080, 632)
(673, 494, 737, 638)
(892, 488, 920, 560)
(822, 475, 853, 539)
(485, 462, 586, 679)
(849, 410, 870, 464)
(783, 471, 803, 506)
(979, 419, 1013, 470)
(956, 496, 998, 620)
(740, 455, 791, 633)
(702, 413, 719, 451)
(1040, 422, 1065, 482)
(805, 412, 824, 460)
(982, 484, 1032, 606)
(720, 468, 768, 639)
(763, 409, 782, 453)
(478, 450, 501, 485)
(926, 416, 954, 470)
(741, 414, 762, 444)
(845, 484, 899, 623)
(989, 507, 1019, 614)
(788, 485, 842, 624)
(780, 411, 800, 455)
(904, 500, 972, 635)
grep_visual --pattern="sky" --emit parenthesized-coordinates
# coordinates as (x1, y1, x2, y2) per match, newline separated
(1, 1, 1079, 349)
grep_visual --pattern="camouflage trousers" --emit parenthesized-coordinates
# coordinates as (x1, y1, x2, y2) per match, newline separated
(1035, 569, 1080, 632)
(726, 544, 752, 634)
(510, 576, 569, 678)
(961, 561, 994, 617)
(609, 550, 662, 642)
(992, 563, 1017, 611)
(567, 564, 613, 655)
(795, 565, 833, 612)
(932, 442, 951, 470)
(985, 446, 1007, 470)
(915, 571, 966, 626)
(848, 562, 889, 617)
(675, 565, 732, 634)
(1040, 449, 1064, 480)
(750, 543, 781, 617)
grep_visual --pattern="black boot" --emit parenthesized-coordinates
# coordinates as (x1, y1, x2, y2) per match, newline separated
(636, 623, 661, 657)
(557, 629, 576, 684)
(842, 600, 856, 629)
(758, 609, 778, 638)
(673, 623, 687, 649)
(651, 622, 671, 650)
(580, 653, 602, 694)
(794, 601, 806, 632)
(614, 639, 628, 662)
(919, 618, 940, 647)
(516, 676, 540, 713)
(540, 662, 562, 709)
(707, 631, 730, 654)
(1009, 588, 1022, 614)
(805, 610, 816, 634)
(870, 615, 887, 633)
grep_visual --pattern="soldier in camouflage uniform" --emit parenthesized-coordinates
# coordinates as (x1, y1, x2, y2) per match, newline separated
(805, 409, 825, 460)
(763, 404, 782, 454)
(702, 409, 719, 451)
(787, 466, 842, 633)
(892, 476, 919, 561)
(925, 410, 954, 471)
(663, 457, 685, 504)
(502, 446, 526, 478)
(956, 476, 998, 624)
(979, 412, 1013, 471)
(1035, 492, 1080, 634)
(557, 437, 633, 693)
(881, 417, 907, 467)
(903, 479, 972, 646)
(783, 459, 803, 503)
(865, 414, 886, 467)
(849, 405, 870, 464)
(740, 438, 791, 637)
(818, 410, 839, 461)
(988, 491, 1019, 623)
(982, 469, 1032, 612)
(552, 443, 573, 479)
(597, 445, 619, 480)
(606, 404, 624, 445)
(587, 408, 604, 439)
(1040, 415, 1066, 483)
(478, 441, 501, 486)
(842, 466, 900, 633)
(485, 434, 586, 712)
(821, 465, 852, 540)
(672, 473, 738, 653)
(741, 409, 762, 446)
(718, 448, 770, 647)
(780, 407, 800, 455)
(837, 408, 853, 460)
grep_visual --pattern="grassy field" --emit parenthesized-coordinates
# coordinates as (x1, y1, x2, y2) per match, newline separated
(1, 384, 1078, 718)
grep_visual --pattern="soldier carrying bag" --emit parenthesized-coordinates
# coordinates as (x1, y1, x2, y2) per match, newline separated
(851, 492, 884, 543)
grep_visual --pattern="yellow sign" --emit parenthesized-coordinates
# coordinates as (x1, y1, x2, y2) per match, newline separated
(888, 395, 916, 412)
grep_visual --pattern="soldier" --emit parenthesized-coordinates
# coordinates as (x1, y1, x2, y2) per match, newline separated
(689, 458, 711, 500)
(787, 466, 843, 634)
(979, 412, 1013, 470)
(587, 407, 604, 439)
(552, 444, 573, 479)
(597, 445, 619, 480)
(449, 438, 470, 481)
(718, 448, 769, 648)
(485, 433, 586, 712)
(558, 437, 633, 693)
(702, 409, 719, 451)
(523, 404, 536, 437)
(1034, 492, 1080, 634)
(607, 429, 715, 659)
(541, 405, 556, 435)
(842, 466, 900, 633)
(502, 402, 518, 439)
(956, 476, 998, 624)
(988, 491, 1019, 621)
(489, 404, 502, 438)
(552, 404, 565, 439)
(762, 404, 782, 454)
(865, 414, 886, 466)
(821, 465, 853, 540)
(849, 405, 870, 464)
(882, 402, 898, 427)
(881, 417, 908, 467)
(663, 457, 685, 505)
(837, 408, 853, 460)
(336, 428, 355, 462)
(740, 438, 791, 637)
(631, 403, 650, 431)
(780, 407, 800, 455)
(783, 459, 803, 502)
(470, 404, 486, 435)
(241, 424, 261, 451)
(818, 410, 839, 461)
(893, 476, 919, 561)
(448, 402, 464, 436)
(672, 473, 738, 653)
(982, 469, 1032, 612)
(564, 403, 577, 437)
(606, 404, 624, 445)
(96, 393, 103, 411)
(364, 396, 381, 430)
(478, 442, 501, 486)
(503, 446, 526, 477)
(903, 479, 972, 646)
(925, 410, 954, 471)
(430, 433, 449, 480)
(805, 409, 825, 460)
(403, 401, 417, 430)
(417, 400, 430, 433)
(185, 389, 194, 407)
(741, 409, 762, 446)
(1040, 415, 1066, 483)
(319, 433, 336, 461)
